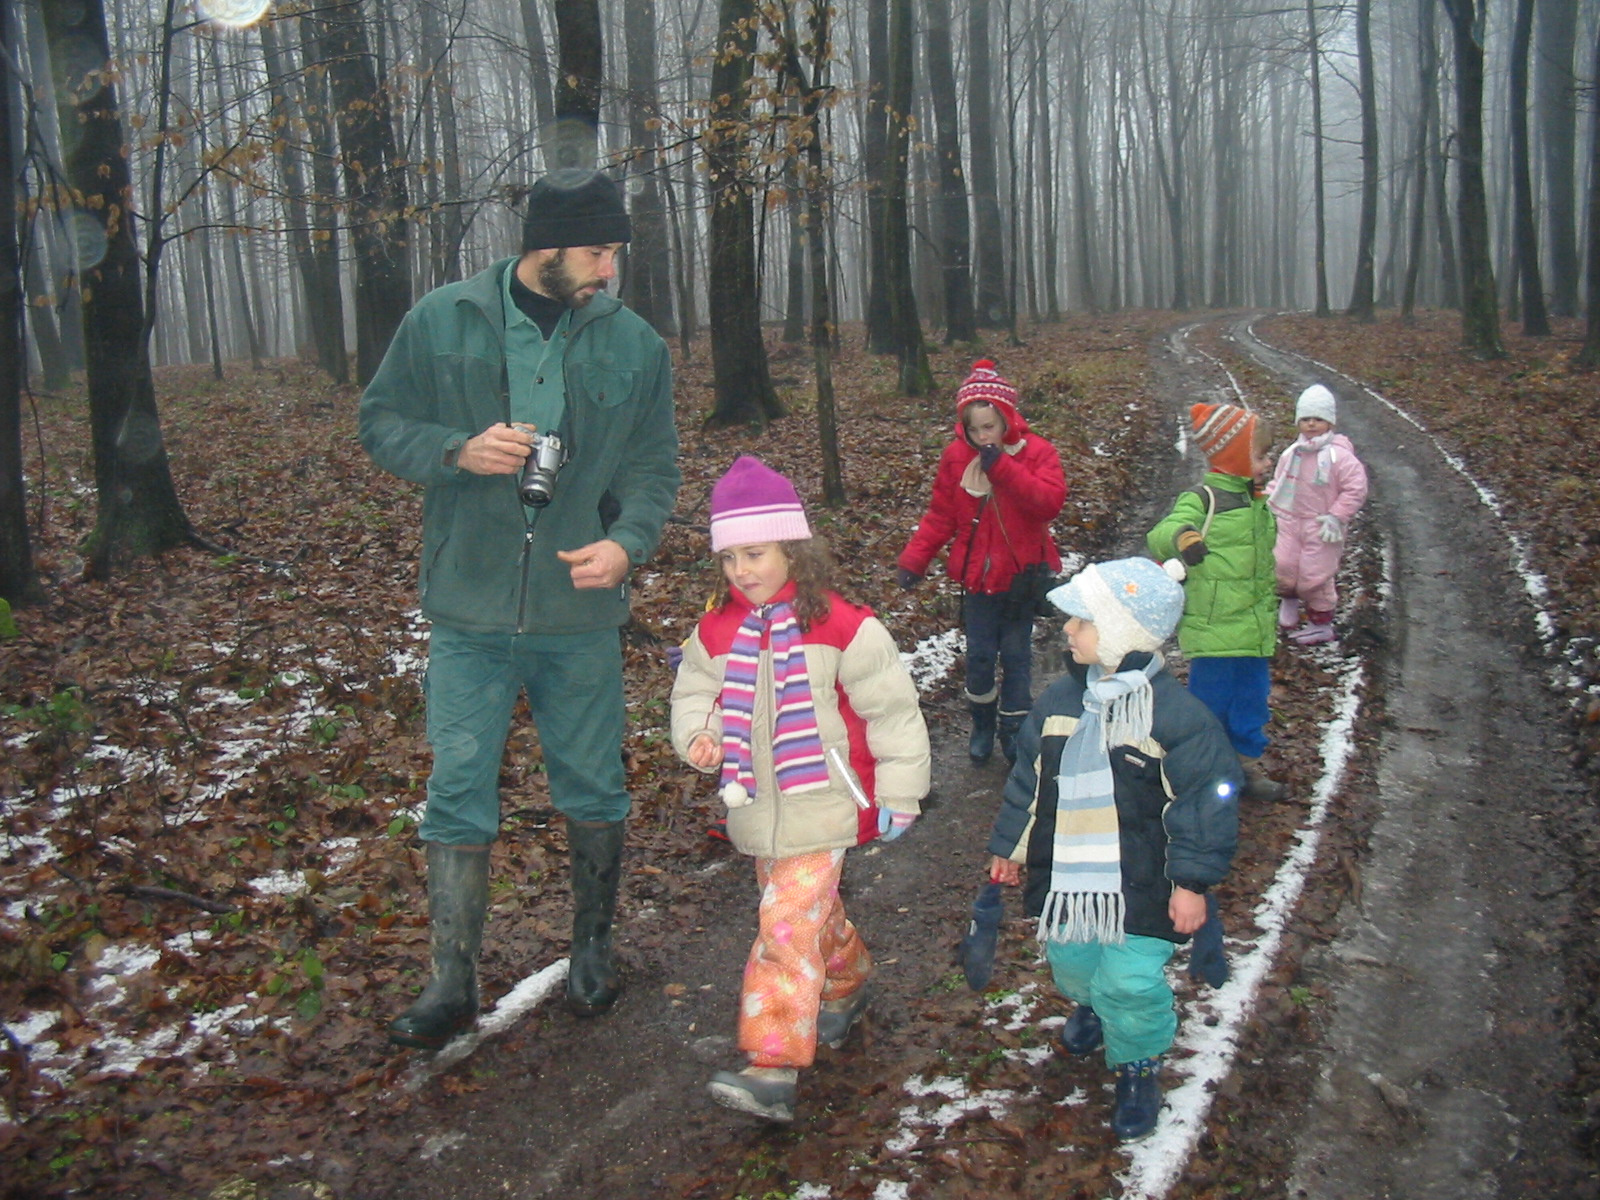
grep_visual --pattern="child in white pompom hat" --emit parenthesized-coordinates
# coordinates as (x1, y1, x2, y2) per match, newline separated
(1267, 384, 1369, 645)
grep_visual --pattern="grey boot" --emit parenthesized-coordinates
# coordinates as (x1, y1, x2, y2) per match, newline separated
(389, 842, 491, 1049)
(1239, 756, 1288, 802)
(997, 710, 1027, 764)
(968, 700, 998, 763)
(567, 818, 626, 1017)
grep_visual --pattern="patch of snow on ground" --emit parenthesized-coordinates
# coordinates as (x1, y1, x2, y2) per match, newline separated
(902, 628, 963, 692)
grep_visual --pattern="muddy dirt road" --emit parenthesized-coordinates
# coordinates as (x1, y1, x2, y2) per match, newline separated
(331, 315, 1597, 1200)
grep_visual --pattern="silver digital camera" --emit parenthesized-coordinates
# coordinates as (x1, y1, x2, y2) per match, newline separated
(518, 431, 568, 507)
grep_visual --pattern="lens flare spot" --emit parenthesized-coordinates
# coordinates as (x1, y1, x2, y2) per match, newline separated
(196, 0, 272, 28)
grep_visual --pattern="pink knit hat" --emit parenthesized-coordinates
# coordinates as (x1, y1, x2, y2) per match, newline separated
(709, 456, 812, 551)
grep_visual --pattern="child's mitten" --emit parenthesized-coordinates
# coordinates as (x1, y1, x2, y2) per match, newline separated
(977, 443, 1003, 472)
(959, 881, 1005, 990)
(1187, 892, 1229, 987)
(1175, 525, 1209, 565)
(895, 567, 922, 590)
(877, 809, 917, 841)
(1316, 513, 1345, 543)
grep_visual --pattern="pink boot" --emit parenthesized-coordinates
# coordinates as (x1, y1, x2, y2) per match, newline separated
(1290, 622, 1335, 645)
(1278, 597, 1300, 629)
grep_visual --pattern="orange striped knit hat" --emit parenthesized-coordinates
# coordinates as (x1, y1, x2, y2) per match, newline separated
(1190, 402, 1257, 478)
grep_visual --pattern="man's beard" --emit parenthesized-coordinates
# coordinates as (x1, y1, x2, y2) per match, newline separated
(538, 249, 605, 308)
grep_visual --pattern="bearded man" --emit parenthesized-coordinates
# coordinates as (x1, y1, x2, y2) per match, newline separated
(360, 168, 680, 1047)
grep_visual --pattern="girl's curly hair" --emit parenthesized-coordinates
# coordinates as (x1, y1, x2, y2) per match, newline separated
(714, 537, 838, 629)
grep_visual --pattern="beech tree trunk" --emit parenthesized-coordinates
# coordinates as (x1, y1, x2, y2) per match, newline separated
(324, 0, 412, 386)
(1345, 0, 1378, 321)
(1536, 0, 1579, 318)
(1509, 0, 1549, 335)
(1442, 0, 1504, 357)
(705, 0, 781, 427)
(42, 0, 193, 576)
(0, 15, 41, 608)
(552, 0, 602, 169)
(968, 0, 1007, 327)
(623, 0, 674, 335)
(926, 0, 975, 343)
(882, 0, 932, 395)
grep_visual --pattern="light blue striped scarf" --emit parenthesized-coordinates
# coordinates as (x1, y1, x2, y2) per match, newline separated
(1039, 656, 1163, 945)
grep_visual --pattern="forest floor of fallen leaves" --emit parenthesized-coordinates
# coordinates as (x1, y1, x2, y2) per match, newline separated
(2, 308, 1598, 1199)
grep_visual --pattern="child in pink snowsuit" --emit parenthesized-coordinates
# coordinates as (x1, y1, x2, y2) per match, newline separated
(1268, 384, 1369, 645)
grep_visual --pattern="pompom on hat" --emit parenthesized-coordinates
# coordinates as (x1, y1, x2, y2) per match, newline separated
(955, 360, 1025, 445)
(1295, 384, 1337, 425)
(1190, 402, 1258, 478)
(709, 456, 812, 552)
(523, 168, 632, 251)
(1047, 557, 1185, 668)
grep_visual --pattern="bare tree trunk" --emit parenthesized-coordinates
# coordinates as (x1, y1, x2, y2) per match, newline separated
(1306, 0, 1330, 317)
(1442, 0, 1503, 356)
(1401, 0, 1434, 320)
(862, 0, 892, 352)
(969, 0, 1007, 327)
(1579, 25, 1600, 366)
(324, 0, 412, 386)
(1345, 0, 1378, 321)
(705, 0, 780, 427)
(1509, 0, 1549, 335)
(1536, 0, 1579, 317)
(623, 0, 674, 335)
(926, 0, 975, 343)
(781, 152, 807, 343)
(0, 14, 42, 608)
(42, 0, 193, 576)
(1033, 7, 1060, 319)
(520, 0, 557, 140)
(882, 0, 932, 395)
(551, 0, 602, 169)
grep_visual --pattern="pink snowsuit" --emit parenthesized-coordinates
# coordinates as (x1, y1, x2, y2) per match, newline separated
(1267, 432, 1368, 614)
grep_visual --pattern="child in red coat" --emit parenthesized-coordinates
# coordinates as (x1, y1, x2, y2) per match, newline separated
(897, 361, 1066, 764)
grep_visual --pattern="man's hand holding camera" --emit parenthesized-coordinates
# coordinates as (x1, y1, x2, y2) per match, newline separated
(457, 422, 536, 475)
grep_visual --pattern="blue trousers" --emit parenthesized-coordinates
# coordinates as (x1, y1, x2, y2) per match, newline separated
(419, 624, 629, 843)
(1045, 935, 1177, 1067)
(1186, 655, 1271, 759)
(963, 591, 1034, 717)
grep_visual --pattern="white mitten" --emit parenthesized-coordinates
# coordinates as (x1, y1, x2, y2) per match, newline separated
(1316, 513, 1345, 543)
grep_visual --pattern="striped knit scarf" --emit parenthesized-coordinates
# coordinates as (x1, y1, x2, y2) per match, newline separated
(1270, 431, 1335, 519)
(719, 601, 830, 808)
(1039, 656, 1164, 945)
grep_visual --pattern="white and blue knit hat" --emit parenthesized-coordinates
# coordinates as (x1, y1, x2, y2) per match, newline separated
(1047, 557, 1185, 666)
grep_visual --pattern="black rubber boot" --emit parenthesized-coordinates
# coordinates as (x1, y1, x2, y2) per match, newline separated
(968, 701, 998, 763)
(389, 842, 490, 1049)
(567, 818, 626, 1017)
(997, 711, 1027, 765)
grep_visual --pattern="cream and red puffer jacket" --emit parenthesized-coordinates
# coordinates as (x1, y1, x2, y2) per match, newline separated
(669, 583, 930, 859)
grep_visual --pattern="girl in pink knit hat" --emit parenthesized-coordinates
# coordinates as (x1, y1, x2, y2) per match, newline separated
(897, 360, 1067, 765)
(670, 456, 930, 1123)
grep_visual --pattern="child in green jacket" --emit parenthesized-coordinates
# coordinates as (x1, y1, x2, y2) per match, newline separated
(1147, 402, 1283, 801)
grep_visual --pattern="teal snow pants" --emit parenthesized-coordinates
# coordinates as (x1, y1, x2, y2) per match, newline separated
(418, 624, 629, 843)
(1044, 934, 1177, 1068)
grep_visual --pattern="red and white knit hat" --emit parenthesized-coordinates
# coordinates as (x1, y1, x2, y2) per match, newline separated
(956, 359, 1018, 410)
(709, 456, 812, 551)
(1189, 402, 1257, 478)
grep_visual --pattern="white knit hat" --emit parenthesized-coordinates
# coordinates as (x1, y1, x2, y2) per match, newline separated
(1296, 384, 1337, 425)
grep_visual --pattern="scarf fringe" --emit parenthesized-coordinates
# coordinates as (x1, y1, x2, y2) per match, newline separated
(1038, 890, 1127, 945)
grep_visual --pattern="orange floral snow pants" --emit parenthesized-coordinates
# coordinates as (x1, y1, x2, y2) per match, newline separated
(740, 849, 873, 1069)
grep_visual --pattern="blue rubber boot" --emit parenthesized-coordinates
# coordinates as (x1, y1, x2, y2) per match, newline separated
(1111, 1057, 1163, 1141)
(1058, 1005, 1104, 1055)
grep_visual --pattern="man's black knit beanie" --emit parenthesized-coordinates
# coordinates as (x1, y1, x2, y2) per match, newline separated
(522, 168, 632, 251)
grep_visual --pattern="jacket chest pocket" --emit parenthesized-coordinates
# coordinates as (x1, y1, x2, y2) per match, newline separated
(569, 362, 637, 409)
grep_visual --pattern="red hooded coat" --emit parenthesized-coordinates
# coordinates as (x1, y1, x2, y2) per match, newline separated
(898, 387, 1066, 595)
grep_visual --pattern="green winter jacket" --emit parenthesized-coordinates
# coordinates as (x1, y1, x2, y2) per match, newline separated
(359, 257, 680, 635)
(1147, 472, 1278, 658)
